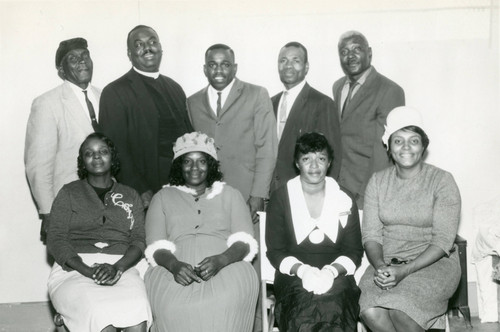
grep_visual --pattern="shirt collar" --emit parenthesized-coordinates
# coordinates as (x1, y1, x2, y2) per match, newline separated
(133, 67, 160, 79)
(283, 80, 306, 100)
(287, 176, 352, 244)
(346, 66, 373, 87)
(67, 80, 93, 94)
(208, 78, 236, 99)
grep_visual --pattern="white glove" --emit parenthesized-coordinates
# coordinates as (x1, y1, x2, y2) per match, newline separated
(312, 268, 336, 295)
(297, 264, 321, 292)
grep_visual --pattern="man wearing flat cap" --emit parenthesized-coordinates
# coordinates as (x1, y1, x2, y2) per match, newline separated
(25, 37, 101, 240)
(99, 25, 193, 208)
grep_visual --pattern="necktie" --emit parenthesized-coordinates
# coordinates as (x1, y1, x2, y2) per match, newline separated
(278, 91, 288, 140)
(83, 90, 100, 132)
(216, 92, 222, 117)
(342, 81, 358, 115)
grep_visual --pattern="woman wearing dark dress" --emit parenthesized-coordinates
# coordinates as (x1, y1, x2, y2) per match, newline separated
(47, 133, 151, 332)
(266, 132, 363, 332)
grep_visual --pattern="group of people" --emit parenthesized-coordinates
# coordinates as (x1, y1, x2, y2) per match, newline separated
(24, 24, 462, 332)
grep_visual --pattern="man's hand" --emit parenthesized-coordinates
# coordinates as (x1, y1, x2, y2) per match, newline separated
(247, 196, 264, 224)
(140, 190, 154, 209)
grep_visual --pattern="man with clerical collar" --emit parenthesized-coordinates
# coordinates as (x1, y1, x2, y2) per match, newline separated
(25, 37, 101, 240)
(187, 43, 277, 223)
(271, 41, 342, 192)
(99, 25, 193, 208)
(332, 31, 405, 209)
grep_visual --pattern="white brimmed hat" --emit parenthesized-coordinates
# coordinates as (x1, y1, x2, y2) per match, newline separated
(382, 106, 425, 146)
(173, 132, 218, 160)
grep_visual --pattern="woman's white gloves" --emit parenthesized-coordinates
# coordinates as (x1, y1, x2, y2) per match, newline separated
(296, 264, 338, 295)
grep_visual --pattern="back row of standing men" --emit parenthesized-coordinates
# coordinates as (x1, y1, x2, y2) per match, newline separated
(24, 25, 405, 235)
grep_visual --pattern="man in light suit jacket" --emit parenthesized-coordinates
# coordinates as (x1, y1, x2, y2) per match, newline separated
(333, 31, 405, 209)
(25, 37, 101, 239)
(187, 44, 277, 222)
(99, 25, 193, 208)
(271, 42, 341, 192)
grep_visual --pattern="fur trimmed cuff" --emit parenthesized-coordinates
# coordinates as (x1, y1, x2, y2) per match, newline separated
(144, 240, 176, 267)
(227, 232, 258, 262)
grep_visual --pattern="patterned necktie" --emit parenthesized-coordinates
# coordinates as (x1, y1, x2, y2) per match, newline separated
(83, 90, 100, 132)
(278, 91, 288, 140)
(216, 92, 222, 117)
(342, 81, 358, 116)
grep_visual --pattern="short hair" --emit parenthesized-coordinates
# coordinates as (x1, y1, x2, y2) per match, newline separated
(293, 132, 334, 164)
(282, 41, 308, 63)
(338, 30, 369, 49)
(127, 25, 157, 49)
(387, 125, 430, 163)
(168, 152, 223, 188)
(205, 44, 235, 62)
(77, 133, 121, 179)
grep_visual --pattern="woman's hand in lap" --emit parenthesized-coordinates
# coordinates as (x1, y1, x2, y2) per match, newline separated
(373, 265, 411, 289)
(92, 263, 121, 285)
(196, 255, 229, 281)
(171, 261, 202, 286)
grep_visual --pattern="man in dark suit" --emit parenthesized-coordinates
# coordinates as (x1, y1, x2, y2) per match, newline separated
(271, 41, 341, 192)
(333, 31, 405, 209)
(99, 25, 193, 208)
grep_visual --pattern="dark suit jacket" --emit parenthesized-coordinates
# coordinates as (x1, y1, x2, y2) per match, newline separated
(99, 69, 193, 194)
(271, 83, 342, 192)
(332, 67, 405, 208)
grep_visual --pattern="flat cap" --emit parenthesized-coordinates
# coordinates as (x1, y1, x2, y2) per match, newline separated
(55, 37, 88, 68)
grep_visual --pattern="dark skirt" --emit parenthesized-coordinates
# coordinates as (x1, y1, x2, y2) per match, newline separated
(274, 273, 361, 332)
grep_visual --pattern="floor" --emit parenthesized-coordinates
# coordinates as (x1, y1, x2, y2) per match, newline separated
(1, 302, 500, 332)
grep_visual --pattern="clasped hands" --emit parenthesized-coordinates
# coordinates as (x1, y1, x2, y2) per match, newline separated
(373, 264, 410, 290)
(171, 254, 228, 286)
(91, 263, 123, 286)
(297, 264, 335, 295)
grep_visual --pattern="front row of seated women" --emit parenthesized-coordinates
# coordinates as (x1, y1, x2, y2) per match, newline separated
(47, 106, 461, 332)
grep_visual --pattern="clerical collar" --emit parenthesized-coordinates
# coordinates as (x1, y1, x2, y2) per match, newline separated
(133, 67, 160, 79)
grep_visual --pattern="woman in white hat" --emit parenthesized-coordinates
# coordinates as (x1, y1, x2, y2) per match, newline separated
(143, 132, 259, 332)
(358, 106, 461, 332)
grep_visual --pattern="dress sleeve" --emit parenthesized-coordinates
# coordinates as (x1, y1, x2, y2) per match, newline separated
(47, 186, 79, 269)
(333, 197, 363, 272)
(265, 187, 292, 270)
(145, 190, 168, 245)
(362, 173, 384, 246)
(430, 171, 461, 254)
(128, 188, 146, 252)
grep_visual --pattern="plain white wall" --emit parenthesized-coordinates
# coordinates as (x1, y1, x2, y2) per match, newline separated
(1, 0, 498, 303)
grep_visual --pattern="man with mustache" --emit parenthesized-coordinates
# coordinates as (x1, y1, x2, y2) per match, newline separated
(99, 25, 193, 208)
(333, 31, 405, 209)
(271, 41, 341, 192)
(25, 37, 101, 240)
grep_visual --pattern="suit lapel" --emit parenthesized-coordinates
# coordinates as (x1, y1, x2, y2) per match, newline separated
(342, 68, 379, 119)
(61, 81, 93, 134)
(271, 92, 282, 118)
(281, 83, 309, 141)
(220, 78, 243, 116)
(202, 86, 217, 120)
